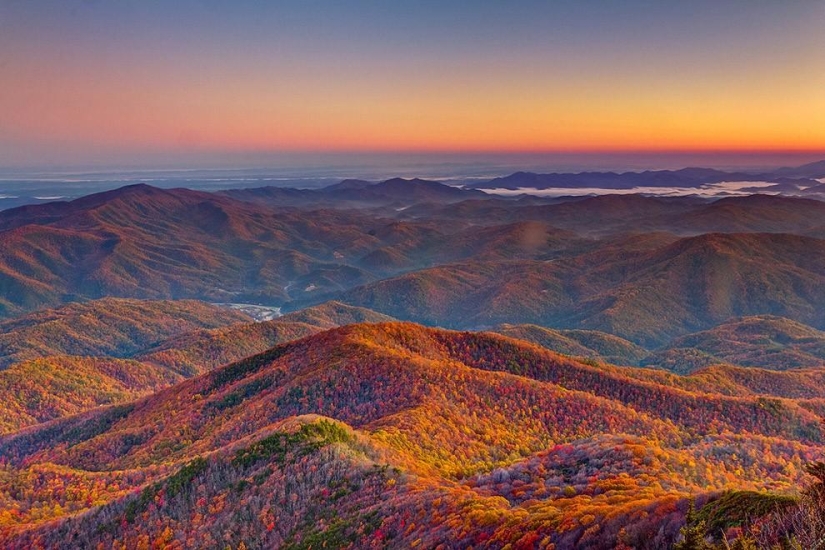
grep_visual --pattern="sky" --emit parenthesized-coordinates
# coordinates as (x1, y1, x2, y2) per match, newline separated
(1, 0, 824, 169)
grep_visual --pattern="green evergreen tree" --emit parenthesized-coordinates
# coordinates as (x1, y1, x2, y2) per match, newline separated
(674, 500, 711, 550)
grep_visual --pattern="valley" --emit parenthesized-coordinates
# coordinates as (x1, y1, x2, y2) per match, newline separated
(0, 171, 824, 548)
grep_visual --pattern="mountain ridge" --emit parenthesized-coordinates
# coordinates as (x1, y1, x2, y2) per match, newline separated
(1, 321, 822, 548)
(471, 161, 825, 192)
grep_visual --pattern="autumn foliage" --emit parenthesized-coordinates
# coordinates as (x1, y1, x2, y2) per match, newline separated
(1, 322, 823, 548)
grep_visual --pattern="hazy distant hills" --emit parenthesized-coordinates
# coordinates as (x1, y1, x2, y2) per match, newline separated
(219, 176, 486, 208)
(474, 167, 753, 190)
(470, 162, 825, 193)
(771, 159, 825, 179)
(2, 322, 822, 548)
(2, 158, 824, 214)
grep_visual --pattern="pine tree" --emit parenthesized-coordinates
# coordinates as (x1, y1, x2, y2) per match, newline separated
(674, 500, 711, 550)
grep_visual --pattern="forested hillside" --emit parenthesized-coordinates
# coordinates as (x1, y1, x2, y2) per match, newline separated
(1, 323, 823, 548)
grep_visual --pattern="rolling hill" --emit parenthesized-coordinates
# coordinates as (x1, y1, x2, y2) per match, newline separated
(493, 324, 648, 365)
(0, 300, 395, 434)
(328, 232, 825, 347)
(1, 322, 822, 548)
(0, 183, 824, 341)
(568, 232, 825, 345)
(0, 298, 250, 369)
(275, 300, 396, 328)
(0, 356, 182, 434)
(0, 184, 421, 315)
(661, 194, 825, 234)
(0, 183, 588, 317)
(329, 260, 574, 328)
(400, 193, 825, 237)
(138, 301, 396, 376)
(497, 316, 825, 374)
(644, 315, 825, 373)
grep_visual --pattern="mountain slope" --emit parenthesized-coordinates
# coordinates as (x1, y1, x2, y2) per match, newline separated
(1, 416, 414, 549)
(1, 184, 822, 329)
(1, 323, 822, 549)
(494, 323, 648, 365)
(771, 159, 825, 179)
(333, 232, 825, 346)
(139, 301, 395, 375)
(0, 356, 182, 434)
(402, 193, 825, 237)
(276, 300, 396, 328)
(333, 260, 573, 327)
(0, 183, 583, 317)
(664, 195, 825, 234)
(571, 232, 825, 345)
(0, 301, 393, 434)
(0, 298, 250, 369)
(0, 185, 399, 314)
(644, 315, 825, 372)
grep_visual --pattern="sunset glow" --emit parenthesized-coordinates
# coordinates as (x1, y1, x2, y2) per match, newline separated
(2, 1, 824, 167)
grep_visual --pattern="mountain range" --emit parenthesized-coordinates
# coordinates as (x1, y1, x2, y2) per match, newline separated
(0, 169, 824, 548)
(1, 183, 825, 345)
(471, 163, 825, 195)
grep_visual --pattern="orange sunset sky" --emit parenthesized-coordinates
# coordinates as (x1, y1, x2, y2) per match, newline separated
(1, 1, 824, 168)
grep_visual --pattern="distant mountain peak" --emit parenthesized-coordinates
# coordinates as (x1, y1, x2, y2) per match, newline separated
(379, 177, 443, 186)
(324, 179, 374, 191)
(70, 182, 180, 206)
(98, 182, 171, 197)
(368, 177, 476, 198)
(771, 159, 825, 178)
